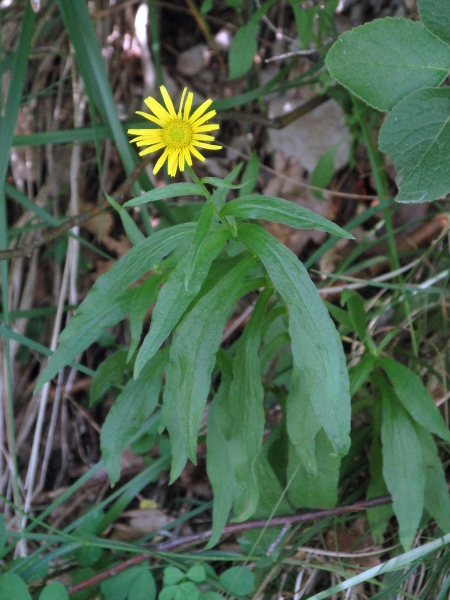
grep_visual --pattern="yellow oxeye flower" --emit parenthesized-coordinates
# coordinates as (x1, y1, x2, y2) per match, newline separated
(128, 85, 222, 177)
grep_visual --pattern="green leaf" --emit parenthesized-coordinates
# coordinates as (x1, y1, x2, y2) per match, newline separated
(101, 350, 167, 484)
(380, 357, 450, 443)
(310, 147, 336, 199)
(286, 366, 322, 475)
(227, 290, 271, 521)
(124, 183, 203, 207)
(163, 567, 185, 586)
(238, 223, 350, 455)
(39, 583, 68, 600)
(186, 566, 206, 584)
(206, 375, 238, 548)
(219, 566, 255, 596)
(341, 290, 374, 350)
(252, 451, 293, 519)
(184, 202, 214, 291)
(162, 254, 255, 479)
(325, 18, 450, 111)
(100, 566, 150, 600)
(128, 275, 161, 361)
(134, 229, 229, 377)
(0, 573, 32, 600)
(222, 195, 353, 238)
(379, 87, 450, 202)
(419, 0, 450, 45)
(36, 223, 196, 390)
(349, 355, 375, 396)
(380, 376, 425, 551)
(239, 151, 260, 197)
(228, 21, 259, 79)
(105, 193, 145, 246)
(287, 429, 340, 508)
(367, 432, 393, 543)
(89, 349, 128, 407)
(415, 426, 450, 534)
(211, 162, 243, 211)
(128, 570, 156, 600)
(200, 177, 246, 189)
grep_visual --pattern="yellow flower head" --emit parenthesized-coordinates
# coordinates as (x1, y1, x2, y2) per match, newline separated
(128, 85, 222, 177)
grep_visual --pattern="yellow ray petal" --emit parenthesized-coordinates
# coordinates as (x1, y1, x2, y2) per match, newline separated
(144, 96, 171, 123)
(160, 85, 177, 118)
(189, 145, 206, 162)
(191, 110, 217, 129)
(189, 98, 213, 123)
(178, 88, 187, 118)
(194, 123, 220, 132)
(192, 134, 215, 142)
(183, 92, 194, 121)
(192, 141, 222, 150)
(135, 111, 165, 127)
(179, 148, 185, 171)
(136, 142, 166, 152)
(184, 147, 193, 166)
(153, 148, 170, 174)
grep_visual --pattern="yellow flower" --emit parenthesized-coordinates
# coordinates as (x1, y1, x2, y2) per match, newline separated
(128, 85, 222, 177)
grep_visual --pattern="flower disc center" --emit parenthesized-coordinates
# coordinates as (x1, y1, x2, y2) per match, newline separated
(163, 119, 192, 148)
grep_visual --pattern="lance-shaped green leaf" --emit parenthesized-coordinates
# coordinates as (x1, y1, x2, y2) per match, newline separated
(287, 429, 341, 509)
(221, 195, 353, 238)
(161, 254, 255, 479)
(206, 372, 237, 548)
(326, 18, 450, 111)
(380, 357, 450, 443)
(379, 88, 450, 202)
(134, 229, 229, 377)
(286, 365, 322, 475)
(124, 182, 203, 207)
(238, 223, 350, 455)
(228, 290, 271, 521)
(419, 0, 450, 45)
(105, 193, 145, 246)
(380, 375, 425, 551)
(36, 223, 195, 390)
(101, 350, 167, 484)
(89, 349, 129, 407)
(415, 426, 450, 534)
(184, 202, 214, 291)
(128, 275, 161, 361)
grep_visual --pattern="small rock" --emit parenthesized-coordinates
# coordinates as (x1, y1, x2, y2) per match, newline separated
(177, 43, 210, 76)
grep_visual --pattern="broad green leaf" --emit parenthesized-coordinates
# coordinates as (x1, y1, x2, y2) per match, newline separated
(379, 88, 450, 202)
(415, 426, 450, 534)
(219, 567, 255, 596)
(162, 254, 255, 479)
(206, 377, 237, 548)
(419, 0, 450, 45)
(89, 349, 128, 406)
(184, 202, 214, 290)
(380, 357, 450, 443)
(252, 451, 293, 519)
(128, 275, 161, 361)
(124, 183, 203, 207)
(325, 18, 450, 111)
(222, 195, 353, 238)
(36, 223, 195, 390)
(39, 582, 68, 600)
(227, 290, 271, 521)
(105, 193, 145, 246)
(163, 567, 184, 586)
(129, 570, 156, 600)
(101, 350, 167, 484)
(186, 566, 206, 584)
(380, 376, 425, 551)
(200, 177, 246, 189)
(286, 366, 322, 475)
(100, 566, 150, 600)
(0, 573, 32, 600)
(238, 223, 350, 455)
(134, 230, 229, 377)
(287, 429, 340, 508)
